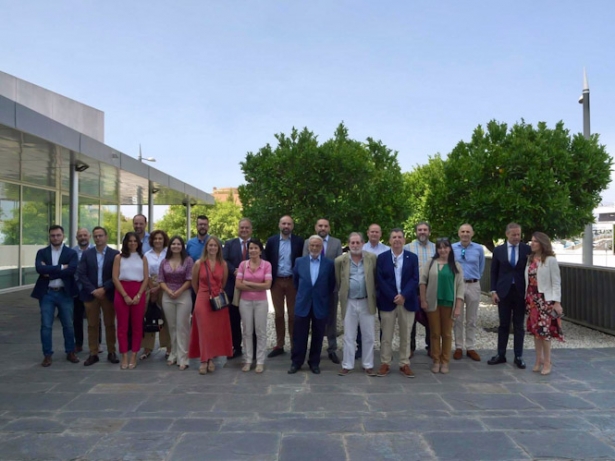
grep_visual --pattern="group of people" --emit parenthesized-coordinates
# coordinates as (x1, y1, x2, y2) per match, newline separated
(32, 214, 564, 377)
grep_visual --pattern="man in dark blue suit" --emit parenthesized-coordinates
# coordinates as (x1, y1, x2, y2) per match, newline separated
(223, 218, 253, 358)
(77, 226, 120, 366)
(289, 235, 336, 374)
(31, 225, 80, 367)
(488, 223, 531, 368)
(376, 228, 419, 378)
(263, 215, 304, 358)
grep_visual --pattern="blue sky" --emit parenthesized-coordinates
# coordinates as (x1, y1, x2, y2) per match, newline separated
(3, 1, 615, 202)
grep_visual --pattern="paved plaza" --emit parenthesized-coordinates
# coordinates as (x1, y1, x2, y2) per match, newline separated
(1, 290, 615, 461)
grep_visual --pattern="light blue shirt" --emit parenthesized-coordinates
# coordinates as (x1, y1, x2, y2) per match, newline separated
(348, 255, 367, 299)
(392, 251, 404, 294)
(187, 234, 210, 261)
(310, 255, 321, 286)
(96, 246, 108, 287)
(140, 232, 151, 254)
(278, 235, 292, 277)
(362, 241, 390, 256)
(452, 241, 485, 280)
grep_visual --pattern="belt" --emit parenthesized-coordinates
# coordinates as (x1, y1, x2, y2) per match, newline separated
(350, 296, 367, 300)
(277, 275, 293, 279)
(464, 279, 479, 283)
(48, 287, 63, 292)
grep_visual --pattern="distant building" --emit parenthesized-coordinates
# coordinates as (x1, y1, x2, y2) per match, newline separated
(211, 187, 241, 206)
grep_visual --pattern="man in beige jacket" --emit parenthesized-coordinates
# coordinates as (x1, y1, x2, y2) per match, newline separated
(335, 232, 377, 376)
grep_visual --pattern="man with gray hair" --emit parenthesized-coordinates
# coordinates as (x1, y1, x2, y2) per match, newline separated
(336, 232, 377, 376)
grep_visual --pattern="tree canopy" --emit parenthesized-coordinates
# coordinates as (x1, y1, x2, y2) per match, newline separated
(238, 123, 408, 241)
(406, 119, 612, 251)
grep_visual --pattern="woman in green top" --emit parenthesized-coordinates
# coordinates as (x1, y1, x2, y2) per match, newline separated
(419, 238, 465, 374)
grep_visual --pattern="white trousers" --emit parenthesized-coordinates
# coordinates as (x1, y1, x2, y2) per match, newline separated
(342, 298, 375, 370)
(161, 290, 192, 366)
(239, 299, 268, 365)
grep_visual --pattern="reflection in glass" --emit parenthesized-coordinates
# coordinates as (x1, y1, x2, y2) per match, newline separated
(21, 134, 56, 187)
(21, 187, 56, 284)
(0, 182, 20, 288)
(0, 127, 21, 181)
(101, 204, 119, 248)
(79, 196, 100, 232)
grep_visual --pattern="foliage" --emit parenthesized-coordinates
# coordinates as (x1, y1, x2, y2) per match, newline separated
(238, 123, 408, 241)
(155, 194, 242, 242)
(417, 120, 612, 251)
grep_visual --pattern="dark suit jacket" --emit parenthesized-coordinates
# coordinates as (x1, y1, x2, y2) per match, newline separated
(302, 235, 343, 260)
(263, 234, 304, 284)
(223, 237, 249, 299)
(376, 250, 419, 312)
(490, 242, 531, 298)
(77, 246, 120, 302)
(31, 245, 78, 299)
(293, 255, 336, 320)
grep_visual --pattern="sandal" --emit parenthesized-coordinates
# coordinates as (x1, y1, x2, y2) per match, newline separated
(179, 364, 188, 371)
(242, 363, 251, 372)
(207, 360, 215, 372)
(199, 363, 208, 375)
(255, 364, 264, 374)
(139, 350, 151, 360)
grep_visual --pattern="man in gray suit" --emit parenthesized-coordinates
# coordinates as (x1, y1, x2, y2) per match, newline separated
(303, 218, 343, 363)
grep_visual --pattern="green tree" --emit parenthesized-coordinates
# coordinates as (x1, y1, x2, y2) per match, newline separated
(238, 123, 408, 241)
(423, 120, 612, 251)
(155, 195, 242, 243)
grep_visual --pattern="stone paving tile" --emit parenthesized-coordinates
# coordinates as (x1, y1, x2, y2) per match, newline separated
(0, 370, 87, 384)
(501, 382, 558, 393)
(366, 393, 450, 412)
(222, 416, 363, 433)
(134, 393, 216, 413)
(424, 431, 530, 460)
(575, 391, 615, 410)
(168, 417, 223, 432)
(0, 433, 103, 460)
(2, 417, 66, 433)
(481, 415, 594, 431)
(0, 392, 76, 412)
(509, 429, 615, 459)
(64, 417, 127, 434)
(440, 392, 540, 411)
(122, 417, 175, 432)
(214, 394, 292, 413)
(584, 414, 615, 431)
(462, 383, 510, 394)
(344, 433, 436, 461)
(171, 432, 280, 461)
(293, 393, 368, 413)
(88, 383, 172, 394)
(364, 415, 484, 433)
(521, 391, 596, 410)
(62, 393, 149, 412)
(86, 432, 180, 460)
(279, 433, 345, 461)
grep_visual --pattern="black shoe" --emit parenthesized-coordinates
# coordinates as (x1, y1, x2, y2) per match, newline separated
(514, 357, 526, 369)
(288, 364, 300, 374)
(355, 348, 362, 360)
(267, 347, 285, 358)
(107, 352, 119, 364)
(328, 352, 340, 364)
(310, 366, 321, 374)
(83, 355, 99, 366)
(487, 355, 507, 365)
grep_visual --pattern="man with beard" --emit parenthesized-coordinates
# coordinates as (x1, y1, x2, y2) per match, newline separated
(302, 218, 343, 364)
(187, 215, 210, 262)
(404, 221, 435, 358)
(132, 214, 151, 253)
(73, 228, 93, 353)
(264, 215, 304, 358)
(336, 233, 377, 376)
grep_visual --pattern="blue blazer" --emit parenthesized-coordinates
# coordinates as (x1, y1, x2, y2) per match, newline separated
(31, 245, 78, 300)
(263, 234, 305, 284)
(490, 242, 531, 298)
(293, 255, 336, 320)
(77, 246, 120, 302)
(376, 250, 419, 312)
(223, 237, 248, 299)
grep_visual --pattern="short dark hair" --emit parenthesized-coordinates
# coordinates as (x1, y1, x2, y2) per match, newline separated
(415, 221, 431, 232)
(120, 232, 143, 257)
(92, 226, 107, 236)
(248, 238, 264, 253)
(196, 215, 209, 222)
(149, 229, 170, 248)
(389, 228, 404, 238)
(165, 235, 188, 264)
(49, 225, 64, 234)
(133, 214, 147, 223)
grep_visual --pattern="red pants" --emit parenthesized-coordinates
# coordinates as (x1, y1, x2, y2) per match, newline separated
(114, 281, 146, 353)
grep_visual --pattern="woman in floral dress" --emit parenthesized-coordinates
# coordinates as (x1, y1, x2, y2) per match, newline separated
(525, 232, 564, 375)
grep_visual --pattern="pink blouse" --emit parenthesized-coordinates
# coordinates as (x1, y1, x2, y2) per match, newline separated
(236, 259, 272, 301)
(158, 257, 194, 292)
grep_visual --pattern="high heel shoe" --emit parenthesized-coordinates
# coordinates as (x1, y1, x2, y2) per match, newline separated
(207, 360, 215, 372)
(199, 363, 208, 375)
(532, 363, 542, 372)
(128, 354, 137, 370)
(541, 363, 552, 375)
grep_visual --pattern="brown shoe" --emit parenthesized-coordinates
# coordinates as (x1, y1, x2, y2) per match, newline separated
(399, 364, 415, 378)
(66, 352, 80, 363)
(467, 350, 481, 361)
(338, 368, 352, 376)
(453, 348, 463, 360)
(41, 355, 52, 367)
(376, 363, 390, 377)
(364, 368, 376, 376)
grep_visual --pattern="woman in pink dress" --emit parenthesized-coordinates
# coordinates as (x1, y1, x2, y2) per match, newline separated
(525, 232, 564, 376)
(188, 236, 232, 375)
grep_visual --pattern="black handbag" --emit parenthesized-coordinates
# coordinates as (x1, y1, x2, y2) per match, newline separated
(205, 261, 230, 311)
(143, 300, 164, 333)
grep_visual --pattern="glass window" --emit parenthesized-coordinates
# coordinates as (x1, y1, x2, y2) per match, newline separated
(101, 204, 119, 248)
(79, 162, 101, 197)
(0, 127, 21, 181)
(0, 182, 20, 289)
(21, 187, 56, 284)
(79, 196, 100, 231)
(21, 134, 57, 187)
(100, 164, 119, 201)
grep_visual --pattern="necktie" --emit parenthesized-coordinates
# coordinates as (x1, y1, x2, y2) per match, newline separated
(510, 245, 516, 266)
(242, 240, 247, 260)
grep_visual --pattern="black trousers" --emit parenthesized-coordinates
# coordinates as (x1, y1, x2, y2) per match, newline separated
(497, 284, 525, 358)
(292, 310, 327, 368)
(411, 306, 431, 351)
